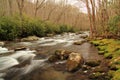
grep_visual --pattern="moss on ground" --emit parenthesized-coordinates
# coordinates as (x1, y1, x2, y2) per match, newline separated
(91, 39, 120, 80)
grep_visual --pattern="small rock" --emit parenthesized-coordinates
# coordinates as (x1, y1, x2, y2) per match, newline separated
(48, 55, 59, 62)
(14, 47, 27, 51)
(0, 42, 4, 46)
(82, 65, 91, 70)
(76, 31, 84, 34)
(89, 72, 103, 79)
(86, 60, 101, 67)
(21, 36, 39, 41)
(46, 34, 54, 37)
(66, 52, 84, 71)
(73, 40, 86, 45)
(93, 66, 108, 73)
(80, 35, 88, 39)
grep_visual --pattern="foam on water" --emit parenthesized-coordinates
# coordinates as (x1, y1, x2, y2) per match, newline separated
(0, 47, 9, 54)
(10, 49, 36, 59)
(0, 57, 19, 71)
(37, 33, 81, 46)
(0, 48, 36, 71)
(23, 59, 48, 74)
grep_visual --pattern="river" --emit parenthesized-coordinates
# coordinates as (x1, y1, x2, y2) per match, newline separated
(0, 32, 107, 80)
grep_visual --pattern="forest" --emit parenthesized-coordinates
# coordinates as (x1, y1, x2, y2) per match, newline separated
(0, 0, 120, 80)
(0, 0, 120, 40)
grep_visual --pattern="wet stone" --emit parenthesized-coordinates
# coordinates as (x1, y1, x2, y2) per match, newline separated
(14, 47, 27, 51)
(66, 52, 84, 72)
(0, 42, 5, 46)
(73, 40, 86, 45)
(85, 60, 101, 67)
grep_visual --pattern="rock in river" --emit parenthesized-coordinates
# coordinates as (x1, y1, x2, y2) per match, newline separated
(21, 36, 39, 41)
(0, 42, 4, 46)
(73, 40, 86, 45)
(66, 52, 84, 71)
(48, 49, 71, 62)
(86, 60, 101, 67)
(14, 47, 27, 51)
(55, 49, 72, 60)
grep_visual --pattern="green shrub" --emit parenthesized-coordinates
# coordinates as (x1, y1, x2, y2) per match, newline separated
(59, 24, 74, 33)
(20, 18, 46, 37)
(0, 15, 76, 40)
(0, 16, 19, 40)
(44, 21, 54, 34)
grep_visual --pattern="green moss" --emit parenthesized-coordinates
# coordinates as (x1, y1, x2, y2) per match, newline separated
(92, 39, 120, 80)
(112, 69, 120, 80)
(104, 53, 113, 59)
(97, 46, 107, 51)
(98, 51, 105, 55)
(108, 70, 115, 78)
(89, 72, 104, 79)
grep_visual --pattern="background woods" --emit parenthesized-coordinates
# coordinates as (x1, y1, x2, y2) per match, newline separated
(0, 0, 120, 40)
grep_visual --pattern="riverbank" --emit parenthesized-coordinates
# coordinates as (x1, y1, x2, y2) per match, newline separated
(91, 39, 120, 80)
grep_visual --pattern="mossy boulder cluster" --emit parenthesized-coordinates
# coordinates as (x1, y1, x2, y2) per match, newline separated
(48, 49, 84, 72)
(91, 39, 120, 80)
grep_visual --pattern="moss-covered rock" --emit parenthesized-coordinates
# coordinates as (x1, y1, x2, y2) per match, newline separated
(104, 53, 113, 59)
(98, 51, 105, 55)
(89, 72, 105, 79)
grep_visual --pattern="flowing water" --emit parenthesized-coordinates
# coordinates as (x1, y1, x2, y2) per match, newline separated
(0, 32, 104, 80)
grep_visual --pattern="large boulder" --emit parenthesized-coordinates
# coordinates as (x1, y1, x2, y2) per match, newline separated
(66, 52, 84, 71)
(0, 42, 4, 46)
(21, 36, 39, 41)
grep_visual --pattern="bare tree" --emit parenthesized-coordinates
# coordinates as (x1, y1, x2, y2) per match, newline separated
(90, 0, 96, 33)
(84, 0, 94, 37)
(16, 0, 25, 20)
(8, 0, 13, 16)
(34, 0, 46, 17)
